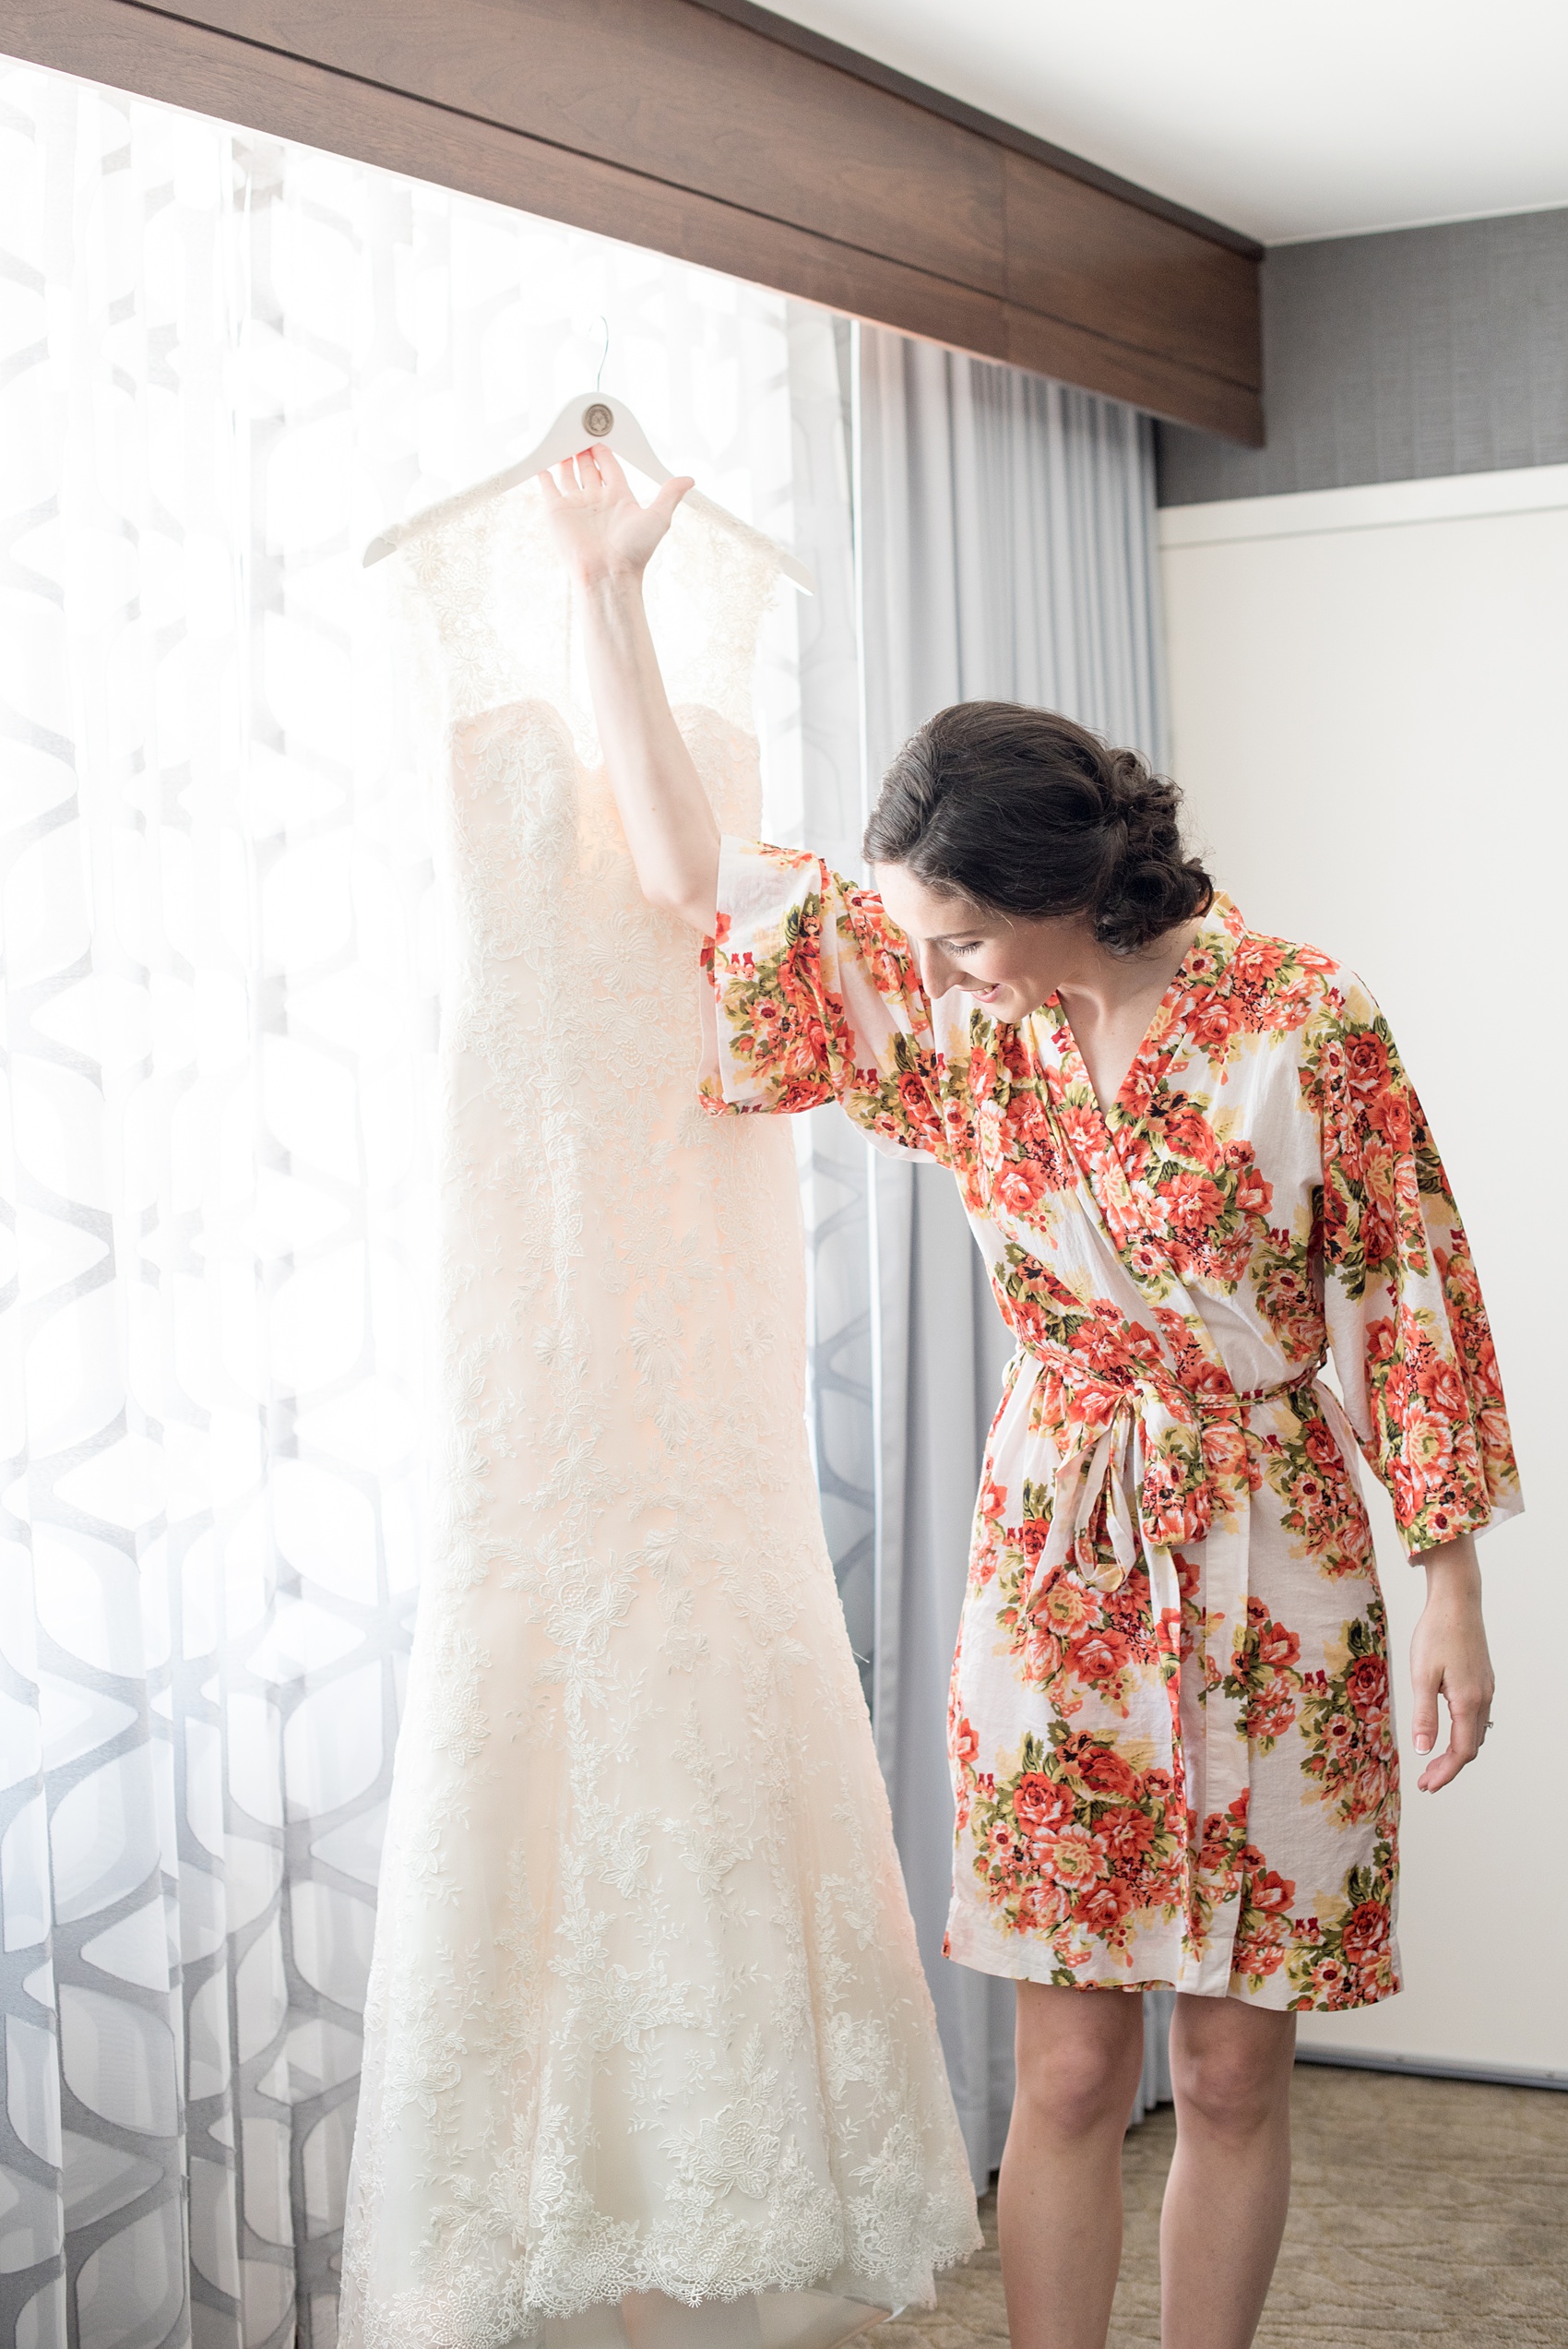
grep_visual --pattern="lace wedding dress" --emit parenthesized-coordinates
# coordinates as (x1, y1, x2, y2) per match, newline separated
(338, 483, 979, 2349)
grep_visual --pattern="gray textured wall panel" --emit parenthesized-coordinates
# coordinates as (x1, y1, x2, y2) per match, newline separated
(1157, 207, 1568, 504)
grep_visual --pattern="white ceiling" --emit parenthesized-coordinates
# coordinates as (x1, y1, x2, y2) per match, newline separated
(759, 0, 1568, 244)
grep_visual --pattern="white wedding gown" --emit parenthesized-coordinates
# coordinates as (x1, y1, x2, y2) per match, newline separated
(338, 483, 979, 2349)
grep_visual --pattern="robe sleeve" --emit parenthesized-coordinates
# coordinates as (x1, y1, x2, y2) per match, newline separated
(698, 836, 950, 1162)
(1312, 977, 1522, 1554)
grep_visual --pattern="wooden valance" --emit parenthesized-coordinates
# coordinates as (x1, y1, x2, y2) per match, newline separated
(0, 0, 1264, 442)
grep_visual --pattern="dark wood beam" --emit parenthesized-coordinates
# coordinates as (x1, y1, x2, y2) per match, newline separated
(690, 0, 1263, 261)
(0, 0, 1264, 442)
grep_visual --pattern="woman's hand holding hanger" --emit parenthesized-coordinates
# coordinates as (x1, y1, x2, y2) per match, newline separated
(540, 442, 693, 588)
(540, 447, 717, 932)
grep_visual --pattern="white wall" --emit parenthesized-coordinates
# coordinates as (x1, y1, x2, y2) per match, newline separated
(1160, 464, 1568, 2081)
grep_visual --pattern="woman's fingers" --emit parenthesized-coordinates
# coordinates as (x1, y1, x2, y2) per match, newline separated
(1447, 1681, 1488, 1762)
(537, 450, 601, 499)
(651, 474, 695, 527)
(1409, 1659, 1441, 1758)
(539, 447, 683, 523)
(1416, 1676, 1492, 1792)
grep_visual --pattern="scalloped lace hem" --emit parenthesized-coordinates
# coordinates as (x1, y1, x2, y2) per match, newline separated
(537, 2282, 890, 2349)
(343, 2198, 983, 2349)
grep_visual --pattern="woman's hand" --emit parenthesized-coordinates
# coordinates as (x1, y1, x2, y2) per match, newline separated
(539, 444, 693, 589)
(1408, 1532, 1494, 1792)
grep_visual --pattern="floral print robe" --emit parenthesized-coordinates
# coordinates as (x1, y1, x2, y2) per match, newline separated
(700, 844, 1521, 2008)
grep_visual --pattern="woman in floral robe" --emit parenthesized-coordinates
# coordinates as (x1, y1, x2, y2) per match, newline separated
(543, 454, 1518, 2349)
(705, 831, 1517, 2010)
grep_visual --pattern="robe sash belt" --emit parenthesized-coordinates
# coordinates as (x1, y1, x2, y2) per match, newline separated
(1029, 1354, 1330, 1600)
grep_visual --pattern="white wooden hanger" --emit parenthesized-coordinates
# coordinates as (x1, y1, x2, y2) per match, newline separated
(362, 388, 815, 592)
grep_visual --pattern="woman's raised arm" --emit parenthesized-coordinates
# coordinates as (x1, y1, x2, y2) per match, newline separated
(540, 447, 718, 933)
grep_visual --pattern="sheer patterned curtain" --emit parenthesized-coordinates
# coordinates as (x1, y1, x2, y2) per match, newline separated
(0, 64, 814, 2349)
(854, 324, 1178, 2181)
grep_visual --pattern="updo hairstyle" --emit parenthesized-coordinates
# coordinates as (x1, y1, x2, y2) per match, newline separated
(861, 702, 1214, 955)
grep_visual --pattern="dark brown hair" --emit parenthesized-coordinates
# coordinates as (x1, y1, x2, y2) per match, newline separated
(862, 703, 1214, 955)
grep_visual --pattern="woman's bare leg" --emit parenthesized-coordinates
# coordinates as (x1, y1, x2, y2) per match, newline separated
(1159, 1995, 1296, 2349)
(998, 1983, 1146, 2349)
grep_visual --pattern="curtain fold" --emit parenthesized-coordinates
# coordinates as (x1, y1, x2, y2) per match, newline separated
(854, 324, 1177, 2180)
(778, 310, 879, 1698)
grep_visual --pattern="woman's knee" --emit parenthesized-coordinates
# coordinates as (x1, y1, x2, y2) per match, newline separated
(1170, 2005, 1293, 2137)
(1013, 1988, 1143, 2139)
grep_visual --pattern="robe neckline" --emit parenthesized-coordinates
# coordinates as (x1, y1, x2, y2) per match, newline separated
(1030, 889, 1245, 1125)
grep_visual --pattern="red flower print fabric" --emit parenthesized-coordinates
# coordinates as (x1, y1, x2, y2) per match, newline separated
(702, 841, 1521, 2005)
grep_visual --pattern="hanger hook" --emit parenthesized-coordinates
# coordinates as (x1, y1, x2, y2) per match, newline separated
(593, 315, 610, 394)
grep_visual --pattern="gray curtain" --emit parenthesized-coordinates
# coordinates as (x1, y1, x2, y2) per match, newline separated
(783, 310, 881, 1706)
(854, 325, 1178, 2182)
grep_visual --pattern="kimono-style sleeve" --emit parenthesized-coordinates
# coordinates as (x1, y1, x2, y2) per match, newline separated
(1310, 976, 1522, 1554)
(698, 836, 951, 1161)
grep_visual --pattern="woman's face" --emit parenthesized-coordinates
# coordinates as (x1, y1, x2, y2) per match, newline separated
(875, 864, 1087, 1024)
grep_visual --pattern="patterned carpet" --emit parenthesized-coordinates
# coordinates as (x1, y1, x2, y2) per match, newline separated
(882, 2065, 1568, 2347)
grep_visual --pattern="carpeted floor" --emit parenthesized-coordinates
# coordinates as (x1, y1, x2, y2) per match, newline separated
(881, 2065, 1568, 2347)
